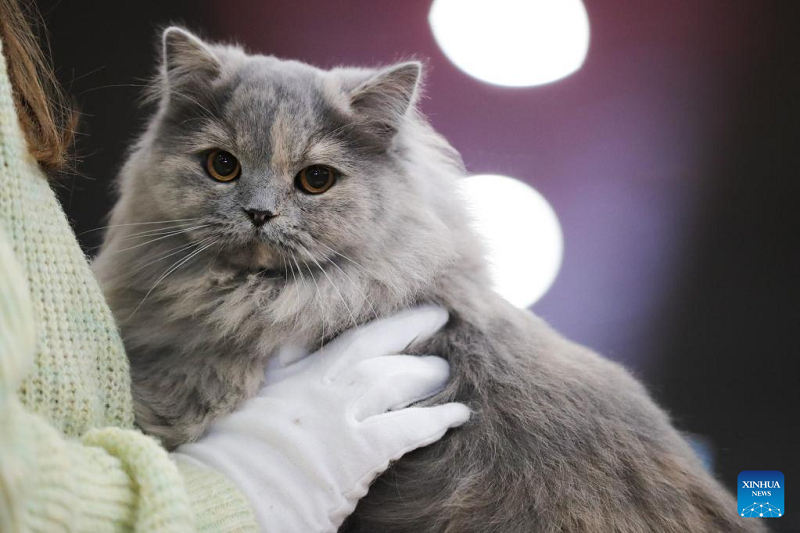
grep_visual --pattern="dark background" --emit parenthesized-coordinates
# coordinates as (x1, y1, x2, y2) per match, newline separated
(38, 0, 798, 528)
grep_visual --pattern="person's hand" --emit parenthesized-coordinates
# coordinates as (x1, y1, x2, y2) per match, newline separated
(172, 305, 470, 532)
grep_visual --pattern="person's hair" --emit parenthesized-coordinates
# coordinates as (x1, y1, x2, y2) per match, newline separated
(0, 0, 76, 171)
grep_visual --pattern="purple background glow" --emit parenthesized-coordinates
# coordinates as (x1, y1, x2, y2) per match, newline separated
(216, 0, 758, 372)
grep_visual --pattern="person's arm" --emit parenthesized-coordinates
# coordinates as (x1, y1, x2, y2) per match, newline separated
(0, 228, 257, 532)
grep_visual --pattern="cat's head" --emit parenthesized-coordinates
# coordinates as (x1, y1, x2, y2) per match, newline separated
(114, 27, 480, 308)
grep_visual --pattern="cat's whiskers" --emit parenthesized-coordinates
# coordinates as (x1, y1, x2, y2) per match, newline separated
(316, 241, 403, 297)
(316, 243, 380, 322)
(205, 235, 228, 273)
(77, 82, 150, 96)
(277, 250, 303, 337)
(291, 253, 324, 350)
(110, 225, 211, 255)
(297, 243, 359, 331)
(286, 254, 303, 330)
(127, 237, 216, 278)
(79, 218, 199, 236)
(252, 265, 274, 278)
(122, 221, 205, 240)
(127, 237, 219, 321)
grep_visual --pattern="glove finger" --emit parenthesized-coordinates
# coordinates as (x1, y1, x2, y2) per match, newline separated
(321, 305, 448, 382)
(360, 402, 471, 459)
(349, 355, 451, 421)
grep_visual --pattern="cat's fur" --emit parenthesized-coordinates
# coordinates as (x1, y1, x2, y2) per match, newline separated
(93, 28, 762, 532)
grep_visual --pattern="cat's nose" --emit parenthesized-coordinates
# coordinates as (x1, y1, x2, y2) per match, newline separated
(244, 208, 278, 227)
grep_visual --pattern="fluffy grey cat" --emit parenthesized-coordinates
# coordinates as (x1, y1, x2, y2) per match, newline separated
(93, 27, 761, 532)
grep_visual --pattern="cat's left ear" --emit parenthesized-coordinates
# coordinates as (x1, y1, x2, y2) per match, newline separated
(350, 62, 422, 141)
(161, 27, 220, 90)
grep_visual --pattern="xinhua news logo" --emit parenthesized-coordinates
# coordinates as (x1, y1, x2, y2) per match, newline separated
(738, 471, 784, 518)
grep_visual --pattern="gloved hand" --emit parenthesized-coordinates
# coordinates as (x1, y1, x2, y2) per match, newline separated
(172, 306, 470, 532)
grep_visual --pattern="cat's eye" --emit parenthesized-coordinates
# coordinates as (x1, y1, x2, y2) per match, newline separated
(296, 165, 337, 194)
(206, 149, 241, 182)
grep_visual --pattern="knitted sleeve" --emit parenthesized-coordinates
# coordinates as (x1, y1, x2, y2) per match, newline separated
(0, 34, 256, 532)
(0, 228, 256, 532)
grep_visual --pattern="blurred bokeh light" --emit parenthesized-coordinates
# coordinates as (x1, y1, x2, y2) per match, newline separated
(429, 0, 590, 86)
(462, 174, 563, 307)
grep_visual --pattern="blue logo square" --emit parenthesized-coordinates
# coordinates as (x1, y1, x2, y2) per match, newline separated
(738, 471, 784, 518)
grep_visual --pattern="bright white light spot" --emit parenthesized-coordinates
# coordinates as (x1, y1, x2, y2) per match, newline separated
(429, 0, 590, 87)
(461, 174, 563, 307)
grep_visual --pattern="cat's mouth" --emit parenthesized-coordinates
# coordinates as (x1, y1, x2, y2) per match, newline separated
(221, 238, 285, 271)
(219, 235, 314, 278)
(210, 226, 332, 280)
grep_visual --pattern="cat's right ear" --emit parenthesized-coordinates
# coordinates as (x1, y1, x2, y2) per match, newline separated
(161, 27, 220, 91)
(349, 62, 422, 142)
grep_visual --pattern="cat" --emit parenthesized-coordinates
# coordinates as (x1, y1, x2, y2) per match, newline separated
(93, 27, 763, 532)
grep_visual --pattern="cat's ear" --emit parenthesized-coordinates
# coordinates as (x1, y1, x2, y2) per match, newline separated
(161, 27, 220, 89)
(350, 62, 422, 141)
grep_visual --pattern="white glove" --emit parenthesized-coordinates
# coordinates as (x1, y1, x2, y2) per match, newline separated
(172, 306, 470, 532)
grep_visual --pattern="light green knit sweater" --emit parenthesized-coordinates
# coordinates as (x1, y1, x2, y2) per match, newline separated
(0, 38, 257, 532)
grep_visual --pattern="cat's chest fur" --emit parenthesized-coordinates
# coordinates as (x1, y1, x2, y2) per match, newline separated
(116, 256, 411, 448)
